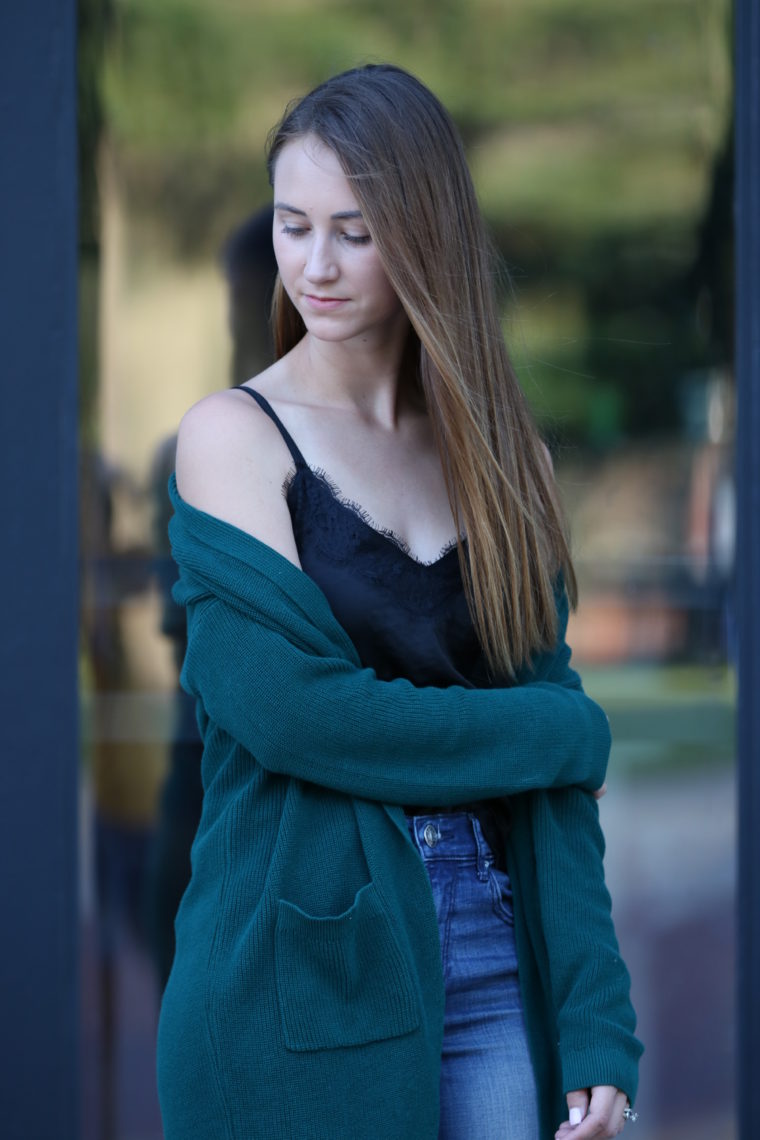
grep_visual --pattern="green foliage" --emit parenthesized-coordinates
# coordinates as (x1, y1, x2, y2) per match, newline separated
(104, 0, 241, 146)
(103, 0, 731, 153)
(91, 0, 733, 442)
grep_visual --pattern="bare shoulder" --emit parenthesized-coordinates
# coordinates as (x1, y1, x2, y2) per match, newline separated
(175, 378, 301, 566)
(176, 385, 278, 464)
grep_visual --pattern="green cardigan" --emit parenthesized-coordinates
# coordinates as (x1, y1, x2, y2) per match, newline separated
(157, 475, 641, 1139)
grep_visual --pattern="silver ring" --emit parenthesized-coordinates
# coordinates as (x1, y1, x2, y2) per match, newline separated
(623, 1107, 638, 1123)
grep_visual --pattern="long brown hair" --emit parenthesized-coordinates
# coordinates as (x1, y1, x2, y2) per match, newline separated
(266, 64, 577, 678)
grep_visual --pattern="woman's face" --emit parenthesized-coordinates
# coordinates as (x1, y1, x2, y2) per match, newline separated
(272, 135, 407, 348)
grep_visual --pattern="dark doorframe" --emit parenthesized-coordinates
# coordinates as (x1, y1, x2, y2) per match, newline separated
(735, 1, 760, 1136)
(0, 3, 80, 1138)
(0, 2, 758, 1138)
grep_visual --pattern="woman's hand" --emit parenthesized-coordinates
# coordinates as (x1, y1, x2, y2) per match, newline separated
(555, 1086, 630, 1138)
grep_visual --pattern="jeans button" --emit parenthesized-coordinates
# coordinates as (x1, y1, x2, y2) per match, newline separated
(423, 823, 439, 848)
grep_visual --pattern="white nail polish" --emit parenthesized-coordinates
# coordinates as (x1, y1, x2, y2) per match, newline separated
(569, 1107, 583, 1126)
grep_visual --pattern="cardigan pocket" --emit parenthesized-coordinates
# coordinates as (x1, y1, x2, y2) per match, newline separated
(275, 882, 420, 1051)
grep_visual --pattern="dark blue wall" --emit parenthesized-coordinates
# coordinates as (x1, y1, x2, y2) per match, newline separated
(0, 3, 80, 1138)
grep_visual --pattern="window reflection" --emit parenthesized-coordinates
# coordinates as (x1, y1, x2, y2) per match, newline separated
(79, 2, 735, 1137)
(79, 182, 277, 1138)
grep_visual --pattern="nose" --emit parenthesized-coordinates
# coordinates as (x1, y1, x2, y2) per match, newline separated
(303, 233, 338, 283)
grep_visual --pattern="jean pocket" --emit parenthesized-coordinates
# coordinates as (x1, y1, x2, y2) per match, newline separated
(488, 867, 515, 926)
(275, 882, 420, 1051)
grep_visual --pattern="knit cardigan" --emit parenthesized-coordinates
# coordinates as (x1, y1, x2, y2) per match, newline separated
(157, 475, 642, 1140)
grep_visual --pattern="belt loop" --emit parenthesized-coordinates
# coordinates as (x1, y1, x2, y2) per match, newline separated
(470, 814, 492, 881)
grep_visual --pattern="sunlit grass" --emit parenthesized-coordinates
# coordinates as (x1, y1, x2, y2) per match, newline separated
(581, 662, 735, 775)
(583, 661, 735, 703)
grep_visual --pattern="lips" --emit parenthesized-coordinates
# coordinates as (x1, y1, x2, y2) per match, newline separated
(303, 294, 349, 311)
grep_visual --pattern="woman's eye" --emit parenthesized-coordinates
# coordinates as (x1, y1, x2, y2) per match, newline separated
(279, 225, 369, 245)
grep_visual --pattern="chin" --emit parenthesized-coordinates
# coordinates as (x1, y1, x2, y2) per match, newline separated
(301, 316, 366, 342)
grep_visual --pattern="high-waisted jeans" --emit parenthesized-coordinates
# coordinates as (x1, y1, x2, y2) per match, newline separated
(407, 812, 540, 1140)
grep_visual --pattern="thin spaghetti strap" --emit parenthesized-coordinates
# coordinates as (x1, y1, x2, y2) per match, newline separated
(234, 386, 307, 468)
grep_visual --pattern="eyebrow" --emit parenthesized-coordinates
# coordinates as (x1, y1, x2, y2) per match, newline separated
(274, 202, 364, 221)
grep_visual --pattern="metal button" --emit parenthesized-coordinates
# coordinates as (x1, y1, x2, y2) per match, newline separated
(423, 823, 439, 848)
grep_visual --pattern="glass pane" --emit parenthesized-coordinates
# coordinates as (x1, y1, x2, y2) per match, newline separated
(79, 3, 735, 1137)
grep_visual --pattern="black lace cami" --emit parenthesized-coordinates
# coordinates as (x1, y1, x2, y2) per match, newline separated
(237, 387, 509, 835)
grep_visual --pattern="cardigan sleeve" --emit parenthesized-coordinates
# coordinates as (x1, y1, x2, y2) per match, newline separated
(179, 591, 611, 806)
(514, 604, 642, 1103)
(527, 787, 643, 1103)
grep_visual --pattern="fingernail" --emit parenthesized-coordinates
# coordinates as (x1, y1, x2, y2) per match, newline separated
(569, 1107, 583, 1126)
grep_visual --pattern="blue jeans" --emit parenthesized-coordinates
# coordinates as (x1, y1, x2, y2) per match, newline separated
(407, 812, 540, 1140)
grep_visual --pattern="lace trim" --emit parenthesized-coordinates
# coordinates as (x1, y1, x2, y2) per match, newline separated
(283, 465, 463, 569)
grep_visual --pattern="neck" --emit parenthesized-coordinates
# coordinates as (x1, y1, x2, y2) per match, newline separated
(292, 318, 415, 426)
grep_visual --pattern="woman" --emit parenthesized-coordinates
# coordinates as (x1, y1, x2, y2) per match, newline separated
(158, 64, 642, 1139)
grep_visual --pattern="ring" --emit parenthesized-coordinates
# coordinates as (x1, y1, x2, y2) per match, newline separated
(623, 1107, 638, 1123)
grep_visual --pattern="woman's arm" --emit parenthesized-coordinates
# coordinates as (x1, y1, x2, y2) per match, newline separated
(180, 591, 611, 805)
(514, 787, 642, 1108)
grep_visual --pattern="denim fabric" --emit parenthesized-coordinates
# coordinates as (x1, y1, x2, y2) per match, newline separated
(407, 812, 540, 1140)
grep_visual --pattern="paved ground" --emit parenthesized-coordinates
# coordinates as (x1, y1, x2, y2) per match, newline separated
(601, 766, 736, 1139)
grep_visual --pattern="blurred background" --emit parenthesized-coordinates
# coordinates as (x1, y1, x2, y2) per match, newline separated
(77, 1, 736, 1137)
